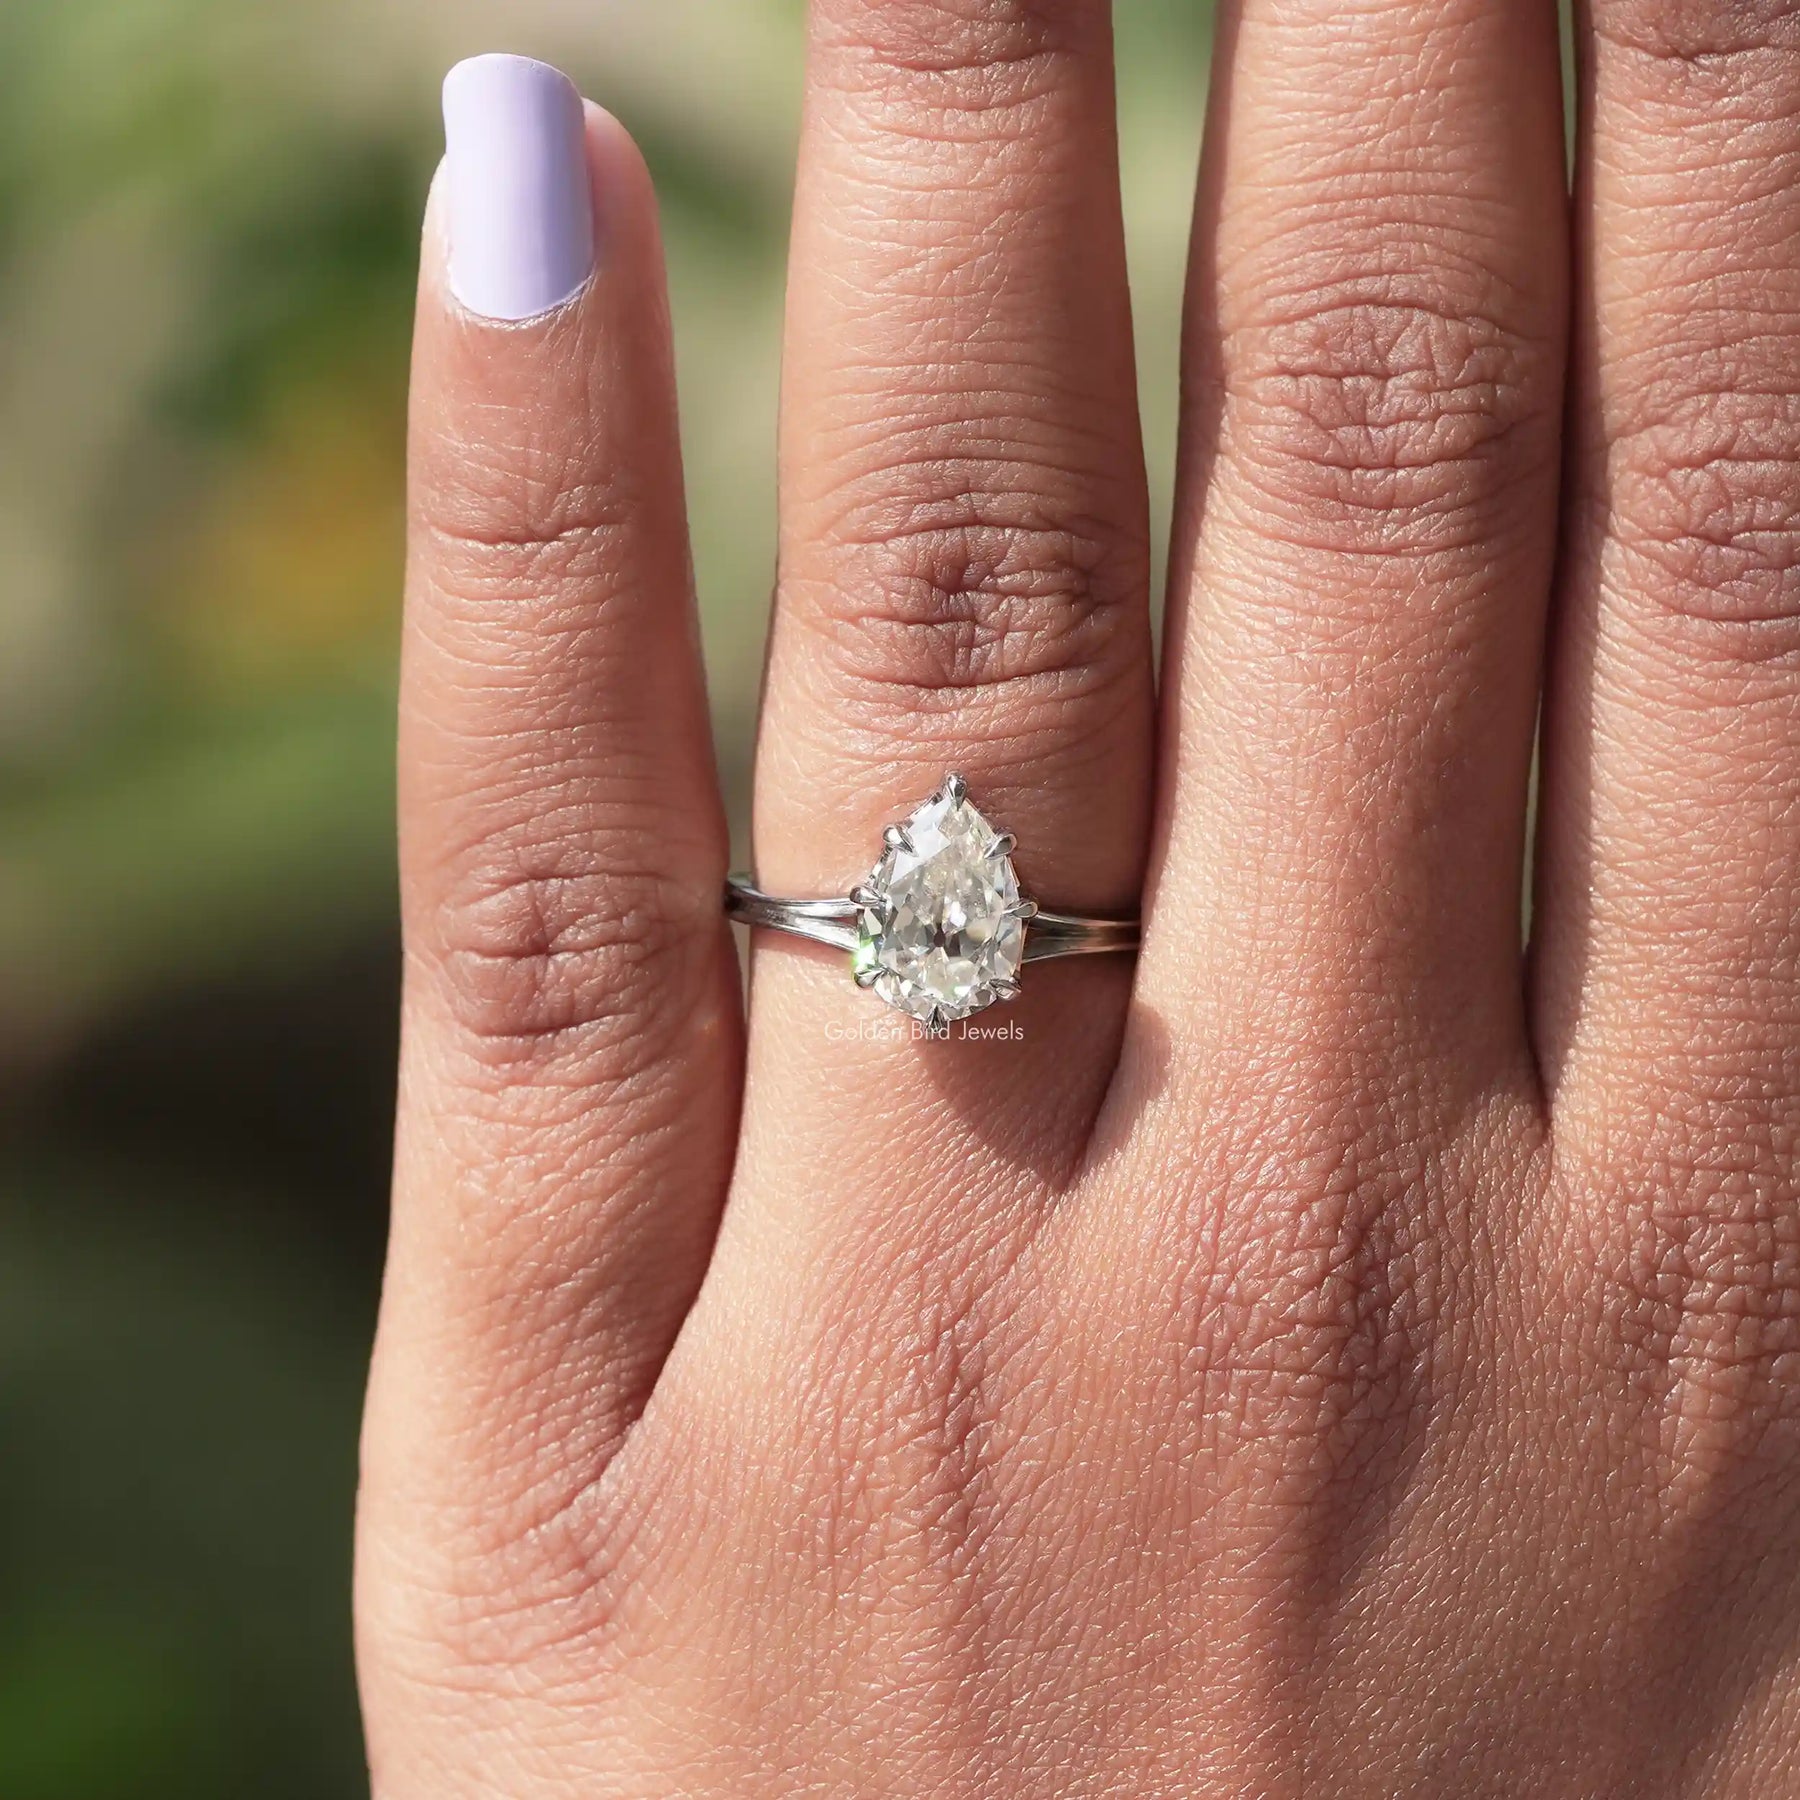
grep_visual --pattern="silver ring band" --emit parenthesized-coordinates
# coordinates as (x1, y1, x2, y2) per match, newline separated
(725, 878, 1139, 964)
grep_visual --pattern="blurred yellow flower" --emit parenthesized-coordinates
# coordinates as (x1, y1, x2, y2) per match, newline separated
(146, 376, 405, 692)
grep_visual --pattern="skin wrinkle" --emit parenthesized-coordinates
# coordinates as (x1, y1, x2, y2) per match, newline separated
(1588, 408, 1800, 642)
(1594, 0, 1800, 66)
(823, 60, 1072, 131)
(427, 870, 724, 1054)
(811, 0, 1094, 79)
(804, 396, 1133, 475)
(792, 507, 1133, 686)
(1213, 278, 1555, 522)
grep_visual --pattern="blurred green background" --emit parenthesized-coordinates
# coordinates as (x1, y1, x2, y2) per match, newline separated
(0, 2, 1208, 1792)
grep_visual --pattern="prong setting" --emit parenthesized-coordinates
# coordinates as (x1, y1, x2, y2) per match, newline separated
(851, 773, 1030, 1034)
(728, 764, 1137, 1030)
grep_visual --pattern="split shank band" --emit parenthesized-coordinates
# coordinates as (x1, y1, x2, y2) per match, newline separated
(724, 882, 1140, 963)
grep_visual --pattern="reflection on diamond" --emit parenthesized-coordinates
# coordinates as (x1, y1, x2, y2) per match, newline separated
(856, 779, 1025, 1032)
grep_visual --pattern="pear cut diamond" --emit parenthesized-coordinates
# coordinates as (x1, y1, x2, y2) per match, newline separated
(855, 777, 1026, 1032)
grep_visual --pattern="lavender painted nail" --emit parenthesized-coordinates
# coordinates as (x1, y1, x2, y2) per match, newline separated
(441, 54, 594, 321)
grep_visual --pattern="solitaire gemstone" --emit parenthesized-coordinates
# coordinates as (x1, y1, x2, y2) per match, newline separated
(855, 783, 1026, 1028)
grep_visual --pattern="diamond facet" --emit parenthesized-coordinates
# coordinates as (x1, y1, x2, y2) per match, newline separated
(855, 777, 1026, 1032)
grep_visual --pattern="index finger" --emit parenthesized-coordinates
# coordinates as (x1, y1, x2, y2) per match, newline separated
(358, 57, 742, 1789)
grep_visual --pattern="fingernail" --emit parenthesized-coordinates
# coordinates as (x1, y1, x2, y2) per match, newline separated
(441, 54, 594, 322)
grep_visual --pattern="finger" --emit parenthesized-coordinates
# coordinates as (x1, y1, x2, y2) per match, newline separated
(1533, 4, 1800, 1157)
(739, 0, 1153, 1168)
(521, 12, 1151, 1766)
(357, 57, 741, 1788)
(1143, 0, 1567, 1099)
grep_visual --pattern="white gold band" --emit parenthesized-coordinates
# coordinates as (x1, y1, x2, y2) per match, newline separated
(724, 878, 1139, 964)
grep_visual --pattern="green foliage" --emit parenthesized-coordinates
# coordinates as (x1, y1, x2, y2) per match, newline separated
(0, 1163, 368, 1798)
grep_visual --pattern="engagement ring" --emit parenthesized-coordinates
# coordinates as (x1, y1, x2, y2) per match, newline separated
(726, 774, 1139, 1038)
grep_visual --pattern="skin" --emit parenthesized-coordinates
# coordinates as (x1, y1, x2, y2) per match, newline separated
(356, 1, 1800, 1793)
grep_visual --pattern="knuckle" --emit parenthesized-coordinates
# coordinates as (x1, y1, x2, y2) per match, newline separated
(418, 435, 641, 601)
(1225, 278, 1550, 555)
(1207, 1195, 1427, 1438)
(1605, 388, 1800, 652)
(802, 474, 1145, 729)
(806, 1271, 1008, 1594)
(1166, 1095, 1448, 1516)
(425, 829, 723, 1077)
(1583, 1136, 1800, 1500)
(364, 1450, 643, 1696)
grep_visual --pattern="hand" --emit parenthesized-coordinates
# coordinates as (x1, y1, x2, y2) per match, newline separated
(356, 8, 1800, 1793)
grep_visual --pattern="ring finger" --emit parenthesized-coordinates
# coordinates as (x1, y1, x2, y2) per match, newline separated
(597, 15, 1154, 1761)
(738, 0, 1154, 1194)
